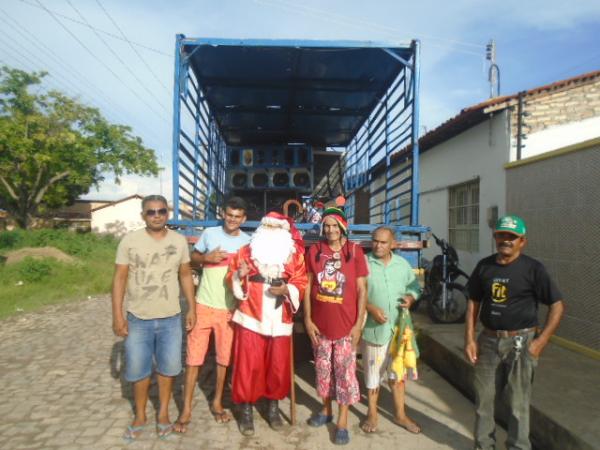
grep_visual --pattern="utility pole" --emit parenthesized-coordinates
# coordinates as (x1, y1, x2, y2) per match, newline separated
(158, 166, 165, 195)
(486, 39, 500, 98)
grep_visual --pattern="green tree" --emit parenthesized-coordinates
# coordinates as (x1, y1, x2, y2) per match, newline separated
(0, 66, 159, 228)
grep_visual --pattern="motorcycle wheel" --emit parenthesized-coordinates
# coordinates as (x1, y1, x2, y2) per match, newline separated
(427, 285, 467, 324)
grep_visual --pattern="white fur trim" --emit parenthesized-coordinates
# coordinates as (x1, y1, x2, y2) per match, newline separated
(287, 283, 300, 313)
(232, 310, 293, 337)
(260, 216, 290, 230)
(231, 271, 248, 301)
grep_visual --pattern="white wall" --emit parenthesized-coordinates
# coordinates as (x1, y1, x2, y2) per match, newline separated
(510, 115, 600, 161)
(419, 111, 510, 274)
(91, 198, 145, 237)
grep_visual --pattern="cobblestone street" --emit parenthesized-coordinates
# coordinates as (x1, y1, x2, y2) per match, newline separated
(0, 296, 488, 449)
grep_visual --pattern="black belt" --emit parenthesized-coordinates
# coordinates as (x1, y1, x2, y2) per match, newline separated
(483, 327, 537, 338)
(248, 274, 288, 285)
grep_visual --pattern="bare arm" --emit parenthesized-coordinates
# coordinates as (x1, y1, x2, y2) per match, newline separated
(111, 264, 129, 337)
(350, 276, 368, 349)
(190, 247, 228, 268)
(303, 273, 321, 346)
(464, 299, 481, 364)
(529, 300, 565, 358)
(179, 262, 197, 331)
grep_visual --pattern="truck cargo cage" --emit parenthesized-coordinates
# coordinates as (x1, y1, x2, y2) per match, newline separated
(170, 36, 428, 263)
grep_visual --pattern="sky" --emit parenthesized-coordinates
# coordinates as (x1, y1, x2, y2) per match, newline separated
(1, 0, 599, 201)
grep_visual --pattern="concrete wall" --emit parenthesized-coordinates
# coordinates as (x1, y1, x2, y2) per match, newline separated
(506, 140, 600, 351)
(91, 198, 145, 237)
(419, 111, 511, 274)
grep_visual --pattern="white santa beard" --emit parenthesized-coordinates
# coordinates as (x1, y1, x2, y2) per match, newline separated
(250, 226, 295, 280)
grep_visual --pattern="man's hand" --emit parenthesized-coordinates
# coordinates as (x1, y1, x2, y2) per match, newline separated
(464, 339, 478, 364)
(268, 282, 289, 297)
(399, 295, 415, 309)
(185, 310, 197, 331)
(528, 337, 546, 359)
(350, 324, 362, 351)
(205, 247, 228, 264)
(370, 306, 388, 324)
(113, 316, 128, 337)
(237, 260, 250, 278)
(305, 318, 321, 346)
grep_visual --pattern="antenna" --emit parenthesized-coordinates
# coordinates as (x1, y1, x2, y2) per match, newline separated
(486, 39, 500, 98)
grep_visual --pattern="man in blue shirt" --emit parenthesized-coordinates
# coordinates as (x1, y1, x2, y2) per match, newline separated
(361, 226, 421, 434)
(174, 197, 250, 433)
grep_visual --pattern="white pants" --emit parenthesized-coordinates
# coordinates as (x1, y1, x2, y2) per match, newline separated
(361, 339, 396, 390)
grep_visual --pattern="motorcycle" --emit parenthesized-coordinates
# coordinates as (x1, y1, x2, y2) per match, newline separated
(418, 233, 470, 323)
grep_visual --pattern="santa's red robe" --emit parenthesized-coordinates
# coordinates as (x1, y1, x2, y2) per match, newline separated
(227, 244, 307, 403)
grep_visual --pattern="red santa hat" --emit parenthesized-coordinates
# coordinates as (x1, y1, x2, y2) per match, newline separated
(260, 211, 305, 255)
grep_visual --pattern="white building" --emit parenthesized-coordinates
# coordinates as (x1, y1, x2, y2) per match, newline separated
(91, 194, 145, 237)
(414, 69, 600, 351)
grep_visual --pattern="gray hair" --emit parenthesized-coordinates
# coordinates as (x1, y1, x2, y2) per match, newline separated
(141, 194, 168, 210)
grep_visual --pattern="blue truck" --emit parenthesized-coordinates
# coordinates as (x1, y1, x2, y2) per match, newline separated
(169, 35, 428, 266)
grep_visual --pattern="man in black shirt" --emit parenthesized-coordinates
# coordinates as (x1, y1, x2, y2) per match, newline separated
(464, 215, 564, 450)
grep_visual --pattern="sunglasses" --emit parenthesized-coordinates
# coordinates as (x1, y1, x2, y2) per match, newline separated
(145, 208, 168, 217)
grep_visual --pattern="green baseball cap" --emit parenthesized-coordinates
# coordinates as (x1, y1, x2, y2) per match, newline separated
(494, 215, 526, 236)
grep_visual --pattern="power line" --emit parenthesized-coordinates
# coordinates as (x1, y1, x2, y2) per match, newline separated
(255, 0, 484, 56)
(95, 0, 169, 93)
(0, 6, 165, 147)
(65, 0, 169, 114)
(34, 0, 169, 123)
(17, 0, 171, 57)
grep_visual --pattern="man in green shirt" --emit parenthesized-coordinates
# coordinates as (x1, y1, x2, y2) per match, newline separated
(361, 226, 421, 434)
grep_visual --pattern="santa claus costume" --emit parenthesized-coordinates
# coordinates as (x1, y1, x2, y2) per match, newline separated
(227, 212, 307, 435)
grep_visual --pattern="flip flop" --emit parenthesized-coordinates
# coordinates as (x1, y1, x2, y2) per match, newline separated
(360, 419, 377, 433)
(334, 428, 350, 445)
(394, 418, 421, 434)
(173, 419, 190, 434)
(123, 424, 145, 442)
(156, 422, 173, 439)
(308, 413, 333, 427)
(210, 406, 232, 424)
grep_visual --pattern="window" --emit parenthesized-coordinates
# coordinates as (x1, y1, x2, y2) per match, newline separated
(448, 180, 479, 252)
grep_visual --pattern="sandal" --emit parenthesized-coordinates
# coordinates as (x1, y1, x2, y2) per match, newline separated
(308, 413, 333, 427)
(210, 406, 232, 424)
(123, 424, 145, 442)
(173, 419, 190, 434)
(334, 428, 350, 445)
(394, 418, 421, 434)
(360, 419, 377, 433)
(156, 422, 173, 440)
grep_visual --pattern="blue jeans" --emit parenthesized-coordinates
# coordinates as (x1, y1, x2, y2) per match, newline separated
(124, 313, 182, 382)
(473, 331, 537, 450)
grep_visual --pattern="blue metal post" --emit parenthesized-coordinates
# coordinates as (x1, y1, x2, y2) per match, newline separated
(410, 40, 421, 226)
(171, 34, 184, 220)
(193, 77, 201, 220)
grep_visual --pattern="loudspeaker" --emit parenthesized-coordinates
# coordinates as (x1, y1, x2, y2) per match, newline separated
(270, 169, 290, 188)
(228, 170, 247, 189)
(249, 169, 269, 188)
(290, 168, 312, 190)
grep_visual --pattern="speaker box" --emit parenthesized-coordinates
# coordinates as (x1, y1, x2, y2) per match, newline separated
(249, 169, 269, 188)
(290, 168, 312, 190)
(228, 170, 247, 189)
(270, 169, 290, 188)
